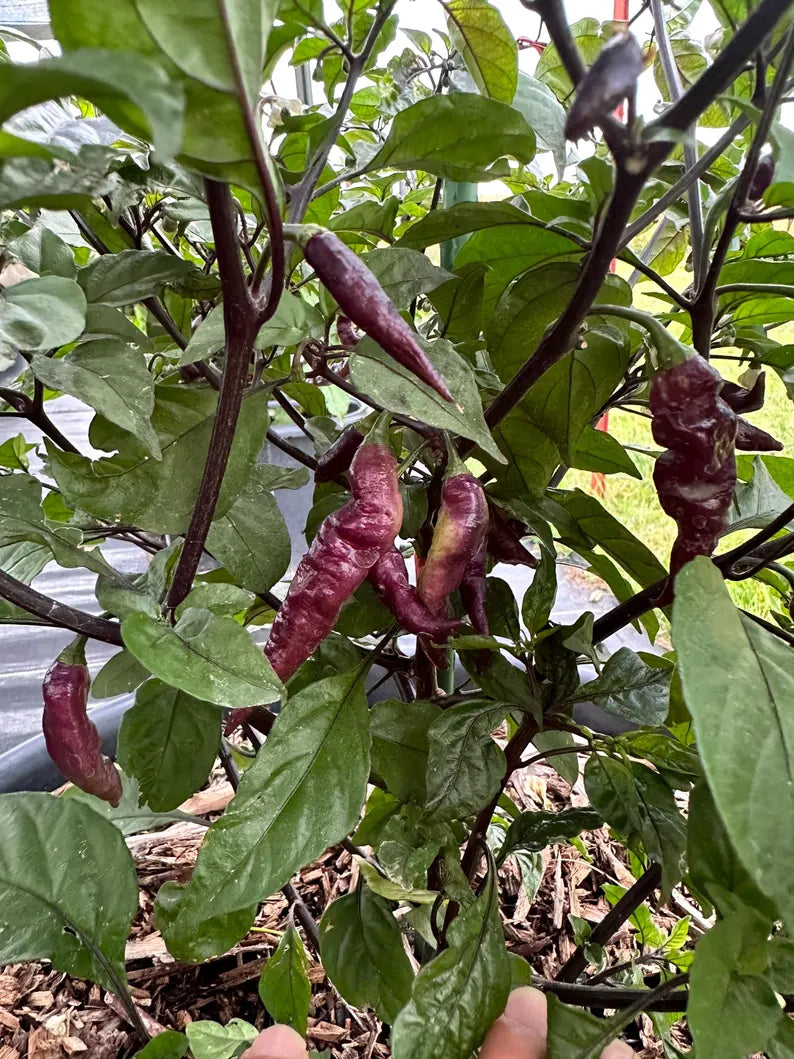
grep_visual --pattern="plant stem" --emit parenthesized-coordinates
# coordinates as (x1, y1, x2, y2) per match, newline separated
(650, 0, 705, 289)
(0, 385, 79, 454)
(166, 181, 260, 612)
(556, 863, 663, 982)
(0, 570, 123, 645)
(531, 972, 688, 1013)
(266, 428, 318, 470)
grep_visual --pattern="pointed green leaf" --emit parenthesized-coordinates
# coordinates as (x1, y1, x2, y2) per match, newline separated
(78, 249, 196, 307)
(92, 649, 150, 699)
(0, 793, 138, 993)
(446, 0, 518, 103)
(572, 648, 671, 726)
(497, 807, 602, 864)
(156, 671, 370, 961)
(258, 922, 311, 1036)
(121, 608, 285, 709)
(424, 701, 508, 821)
(117, 679, 221, 812)
(320, 881, 414, 1024)
(185, 1019, 257, 1059)
(673, 557, 794, 927)
(391, 871, 510, 1059)
(31, 340, 160, 458)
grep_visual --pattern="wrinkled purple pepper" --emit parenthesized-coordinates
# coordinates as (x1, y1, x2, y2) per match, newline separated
(42, 639, 122, 806)
(304, 231, 453, 402)
(565, 32, 644, 141)
(369, 546, 462, 638)
(314, 426, 365, 483)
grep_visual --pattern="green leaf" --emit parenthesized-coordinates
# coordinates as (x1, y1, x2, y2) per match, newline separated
(673, 557, 794, 928)
(0, 49, 184, 157)
(92, 649, 150, 699)
(423, 701, 508, 821)
(584, 756, 685, 889)
(31, 340, 160, 459)
(571, 648, 671, 726)
(687, 781, 777, 921)
(81, 303, 154, 350)
(535, 18, 605, 99)
(512, 72, 566, 172)
(531, 730, 579, 786)
(486, 576, 521, 641)
(135, 1031, 188, 1058)
(351, 336, 503, 462)
(257, 291, 325, 349)
(688, 909, 781, 1059)
(78, 249, 195, 307)
(546, 994, 627, 1059)
(156, 671, 370, 961)
(446, 0, 518, 103)
(356, 859, 438, 905)
(370, 699, 440, 804)
(369, 93, 535, 182)
(135, 0, 275, 101)
(0, 793, 138, 993)
(319, 881, 414, 1024)
(571, 425, 640, 479)
(205, 465, 292, 594)
(767, 1017, 794, 1059)
(397, 200, 536, 250)
(117, 679, 221, 812)
(522, 548, 557, 635)
(258, 922, 311, 1036)
(0, 275, 86, 350)
(47, 387, 270, 534)
(62, 770, 197, 836)
(391, 870, 510, 1059)
(0, 433, 34, 471)
(555, 490, 669, 589)
(9, 224, 77, 279)
(497, 806, 602, 864)
(122, 608, 284, 710)
(361, 249, 450, 309)
(185, 1019, 257, 1059)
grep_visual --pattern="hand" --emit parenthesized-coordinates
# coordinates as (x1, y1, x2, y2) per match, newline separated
(240, 987, 637, 1058)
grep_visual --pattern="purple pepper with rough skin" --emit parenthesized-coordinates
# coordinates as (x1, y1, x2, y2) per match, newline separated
(369, 546, 462, 638)
(337, 316, 360, 350)
(735, 418, 783, 451)
(749, 154, 775, 200)
(42, 638, 122, 806)
(418, 444, 488, 666)
(303, 230, 454, 402)
(460, 535, 489, 636)
(315, 426, 364, 483)
(565, 32, 644, 141)
(487, 505, 538, 568)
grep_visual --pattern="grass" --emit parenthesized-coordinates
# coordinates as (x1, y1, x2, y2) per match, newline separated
(567, 265, 794, 620)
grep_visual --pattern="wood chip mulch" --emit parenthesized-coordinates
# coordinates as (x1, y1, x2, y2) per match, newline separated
(0, 763, 696, 1058)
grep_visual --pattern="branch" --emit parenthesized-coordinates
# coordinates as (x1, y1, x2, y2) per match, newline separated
(621, 116, 750, 248)
(0, 570, 123, 645)
(556, 863, 663, 982)
(480, 167, 647, 433)
(592, 504, 794, 643)
(649, 0, 705, 289)
(690, 29, 794, 352)
(533, 971, 688, 1014)
(166, 181, 260, 612)
(0, 384, 79, 454)
(217, 0, 284, 318)
(266, 428, 318, 471)
(289, 0, 397, 222)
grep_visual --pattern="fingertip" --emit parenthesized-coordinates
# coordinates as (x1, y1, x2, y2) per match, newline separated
(241, 1024, 308, 1059)
(601, 1040, 636, 1058)
(504, 986, 549, 1033)
(479, 987, 549, 1059)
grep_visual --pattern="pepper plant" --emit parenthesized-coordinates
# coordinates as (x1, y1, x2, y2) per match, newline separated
(1, 0, 794, 1056)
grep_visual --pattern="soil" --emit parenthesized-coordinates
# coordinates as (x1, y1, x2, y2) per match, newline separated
(0, 763, 695, 1058)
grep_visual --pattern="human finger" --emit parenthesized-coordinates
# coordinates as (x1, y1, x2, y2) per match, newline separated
(479, 986, 549, 1059)
(241, 1024, 308, 1059)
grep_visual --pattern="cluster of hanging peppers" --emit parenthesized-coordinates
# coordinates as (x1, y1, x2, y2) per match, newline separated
(593, 305, 782, 577)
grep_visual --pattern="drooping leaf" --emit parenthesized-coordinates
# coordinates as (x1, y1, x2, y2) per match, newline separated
(117, 679, 221, 812)
(370, 699, 440, 804)
(369, 93, 535, 182)
(205, 465, 292, 594)
(92, 649, 150, 699)
(31, 340, 160, 458)
(62, 770, 197, 836)
(522, 548, 557, 635)
(156, 671, 370, 961)
(0, 275, 86, 350)
(0, 793, 138, 992)
(571, 648, 671, 726)
(351, 336, 504, 462)
(673, 557, 794, 927)
(497, 807, 602, 864)
(391, 869, 510, 1059)
(258, 922, 311, 1036)
(319, 881, 414, 1024)
(423, 701, 508, 821)
(121, 608, 285, 710)
(47, 387, 270, 534)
